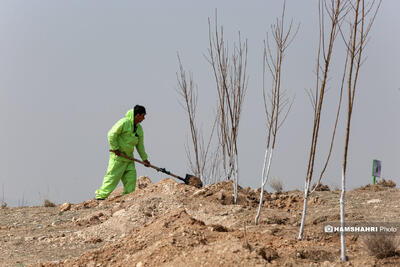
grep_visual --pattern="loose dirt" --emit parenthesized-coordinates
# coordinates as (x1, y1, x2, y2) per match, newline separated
(1, 177, 399, 266)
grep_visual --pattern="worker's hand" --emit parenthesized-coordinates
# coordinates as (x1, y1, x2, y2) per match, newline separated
(143, 160, 151, 167)
(110, 150, 121, 156)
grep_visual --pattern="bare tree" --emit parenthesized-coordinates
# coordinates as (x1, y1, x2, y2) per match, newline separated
(310, 40, 349, 194)
(1, 184, 6, 208)
(339, 0, 381, 261)
(255, 0, 298, 225)
(176, 54, 220, 185)
(207, 13, 248, 203)
(298, 0, 349, 240)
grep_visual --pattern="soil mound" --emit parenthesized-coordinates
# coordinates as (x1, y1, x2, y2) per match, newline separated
(1, 176, 399, 266)
(357, 179, 397, 191)
(40, 208, 268, 267)
(311, 183, 330, 191)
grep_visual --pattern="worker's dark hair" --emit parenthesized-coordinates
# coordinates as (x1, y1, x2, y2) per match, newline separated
(134, 105, 146, 115)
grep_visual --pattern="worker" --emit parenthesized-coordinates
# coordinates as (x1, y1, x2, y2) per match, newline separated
(95, 105, 150, 200)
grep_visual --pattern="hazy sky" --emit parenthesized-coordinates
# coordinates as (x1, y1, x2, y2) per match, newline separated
(1, 0, 398, 206)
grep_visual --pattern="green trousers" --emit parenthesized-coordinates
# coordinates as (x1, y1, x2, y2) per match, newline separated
(95, 154, 137, 199)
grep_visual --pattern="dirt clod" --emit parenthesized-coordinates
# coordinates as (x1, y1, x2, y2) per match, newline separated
(188, 176, 203, 188)
(257, 247, 279, 262)
(312, 183, 330, 191)
(44, 199, 56, 207)
(59, 202, 71, 212)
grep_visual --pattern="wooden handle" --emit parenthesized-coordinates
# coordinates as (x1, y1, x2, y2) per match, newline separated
(111, 151, 157, 169)
(110, 150, 186, 182)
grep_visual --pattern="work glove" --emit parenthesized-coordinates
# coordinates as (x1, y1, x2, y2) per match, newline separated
(110, 149, 121, 156)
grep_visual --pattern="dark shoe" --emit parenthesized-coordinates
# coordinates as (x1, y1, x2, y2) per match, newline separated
(96, 197, 105, 201)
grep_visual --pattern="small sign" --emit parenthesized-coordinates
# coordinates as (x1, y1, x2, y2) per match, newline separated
(373, 159, 382, 177)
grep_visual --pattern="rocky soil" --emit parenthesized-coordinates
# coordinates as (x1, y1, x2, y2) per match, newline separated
(1, 177, 400, 266)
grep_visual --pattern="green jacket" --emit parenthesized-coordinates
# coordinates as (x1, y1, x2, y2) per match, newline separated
(107, 109, 148, 162)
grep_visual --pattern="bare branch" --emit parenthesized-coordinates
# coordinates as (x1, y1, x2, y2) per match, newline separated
(177, 52, 220, 183)
(208, 11, 248, 204)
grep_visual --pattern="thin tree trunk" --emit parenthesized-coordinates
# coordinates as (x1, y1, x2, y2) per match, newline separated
(255, 148, 274, 225)
(340, 166, 346, 261)
(233, 153, 239, 204)
(255, 145, 269, 224)
(298, 179, 311, 240)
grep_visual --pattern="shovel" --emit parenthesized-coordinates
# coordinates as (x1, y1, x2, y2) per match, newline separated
(110, 150, 203, 188)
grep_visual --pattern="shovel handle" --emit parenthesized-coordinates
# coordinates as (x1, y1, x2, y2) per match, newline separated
(109, 150, 187, 183)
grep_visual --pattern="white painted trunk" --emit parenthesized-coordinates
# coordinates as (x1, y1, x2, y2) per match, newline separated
(298, 179, 311, 240)
(254, 145, 269, 224)
(340, 167, 347, 261)
(233, 154, 239, 204)
(255, 148, 274, 225)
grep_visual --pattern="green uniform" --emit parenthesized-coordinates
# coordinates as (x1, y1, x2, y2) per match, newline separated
(95, 109, 148, 199)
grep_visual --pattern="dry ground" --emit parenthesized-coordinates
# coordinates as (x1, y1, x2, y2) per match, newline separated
(1, 177, 399, 266)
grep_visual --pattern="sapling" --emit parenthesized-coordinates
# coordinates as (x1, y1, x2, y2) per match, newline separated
(298, 0, 348, 240)
(255, 0, 297, 225)
(338, 0, 381, 260)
